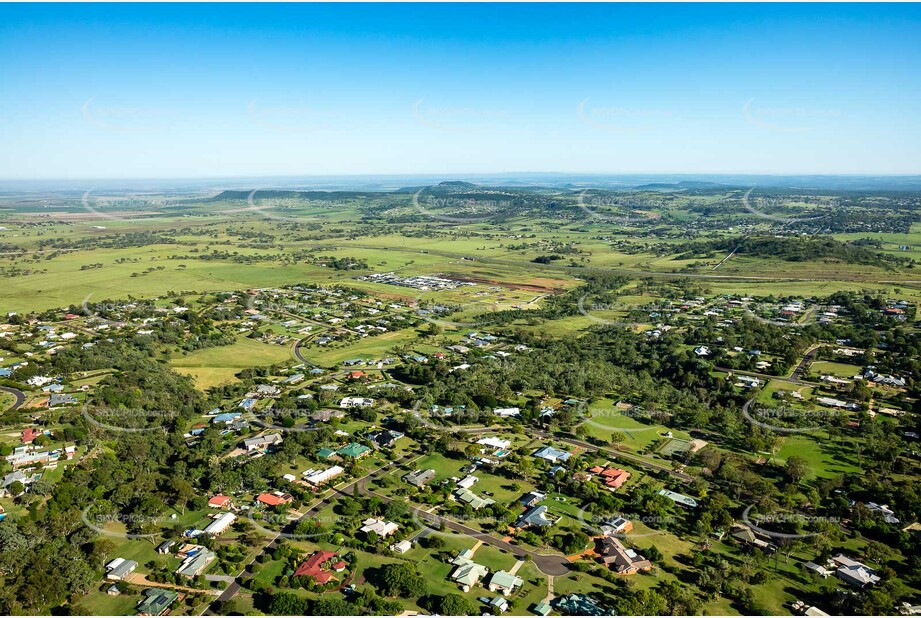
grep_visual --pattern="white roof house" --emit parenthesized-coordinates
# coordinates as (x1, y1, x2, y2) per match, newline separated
(304, 465, 345, 486)
(339, 397, 374, 408)
(360, 518, 399, 537)
(476, 436, 510, 449)
(203, 512, 236, 536)
(457, 475, 479, 490)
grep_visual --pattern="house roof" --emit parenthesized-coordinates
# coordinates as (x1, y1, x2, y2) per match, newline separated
(490, 570, 523, 591)
(337, 443, 371, 458)
(403, 468, 437, 486)
(137, 588, 179, 615)
(294, 550, 339, 582)
(533, 445, 571, 462)
(454, 488, 495, 510)
(257, 492, 292, 506)
(517, 505, 553, 527)
(208, 495, 231, 507)
(451, 559, 489, 586)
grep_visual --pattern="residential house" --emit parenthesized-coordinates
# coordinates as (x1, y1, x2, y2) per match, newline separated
(368, 429, 403, 449)
(255, 384, 281, 397)
(360, 518, 399, 537)
(208, 495, 232, 509)
(517, 505, 554, 528)
(488, 570, 524, 596)
(533, 445, 572, 463)
(657, 489, 698, 508)
(390, 540, 412, 554)
(105, 558, 138, 581)
(731, 525, 773, 551)
(476, 436, 510, 450)
(303, 465, 345, 487)
(520, 491, 546, 508)
(137, 589, 179, 616)
(203, 512, 236, 536)
(212, 412, 242, 425)
(600, 516, 633, 537)
(176, 547, 216, 578)
(589, 466, 631, 490)
(339, 397, 374, 408)
(257, 492, 294, 507)
(865, 502, 900, 524)
(337, 443, 371, 459)
(48, 394, 77, 407)
(454, 487, 495, 510)
(0, 470, 31, 496)
(403, 469, 436, 487)
(449, 554, 489, 591)
(598, 537, 652, 574)
(294, 550, 345, 584)
(553, 594, 612, 616)
(832, 555, 881, 588)
(243, 433, 283, 452)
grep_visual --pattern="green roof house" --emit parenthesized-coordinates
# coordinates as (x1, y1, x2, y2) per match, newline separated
(449, 556, 489, 591)
(137, 588, 179, 616)
(337, 443, 371, 459)
(317, 447, 337, 460)
(488, 570, 524, 596)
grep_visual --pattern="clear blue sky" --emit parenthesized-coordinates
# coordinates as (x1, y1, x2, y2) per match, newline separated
(1, 3, 920, 179)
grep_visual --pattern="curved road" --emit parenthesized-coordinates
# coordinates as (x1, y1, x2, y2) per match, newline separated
(354, 476, 571, 576)
(0, 385, 26, 411)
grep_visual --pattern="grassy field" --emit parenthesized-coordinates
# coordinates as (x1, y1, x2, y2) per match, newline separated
(170, 337, 294, 388)
(772, 434, 860, 479)
(809, 360, 863, 379)
(76, 587, 143, 616)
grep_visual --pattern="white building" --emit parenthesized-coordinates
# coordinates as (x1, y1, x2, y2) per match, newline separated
(360, 518, 399, 537)
(203, 512, 236, 536)
(476, 436, 510, 449)
(339, 397, 374, 408)
(304, 465, 345, 487)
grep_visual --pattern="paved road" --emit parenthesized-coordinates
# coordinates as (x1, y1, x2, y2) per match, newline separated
(716, 366, 819, 388)
(790, 345, 822, 381)
(531, 428, 695, 484)
(353, 477, 571, 576)
(0, 386, 26, 411)
(413, 412, 692, 483)
(202, 454, 417, 615)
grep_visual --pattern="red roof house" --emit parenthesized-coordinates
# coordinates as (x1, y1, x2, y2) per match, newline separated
(256, 492, 293, 507)
(208, 495, 232, 508)
(21, 428, 41, 444)
(294, 550, 340, 584)
(590, 466, 631, 489)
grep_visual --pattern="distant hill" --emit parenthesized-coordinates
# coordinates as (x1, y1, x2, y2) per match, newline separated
(634, 181, 727, 190)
